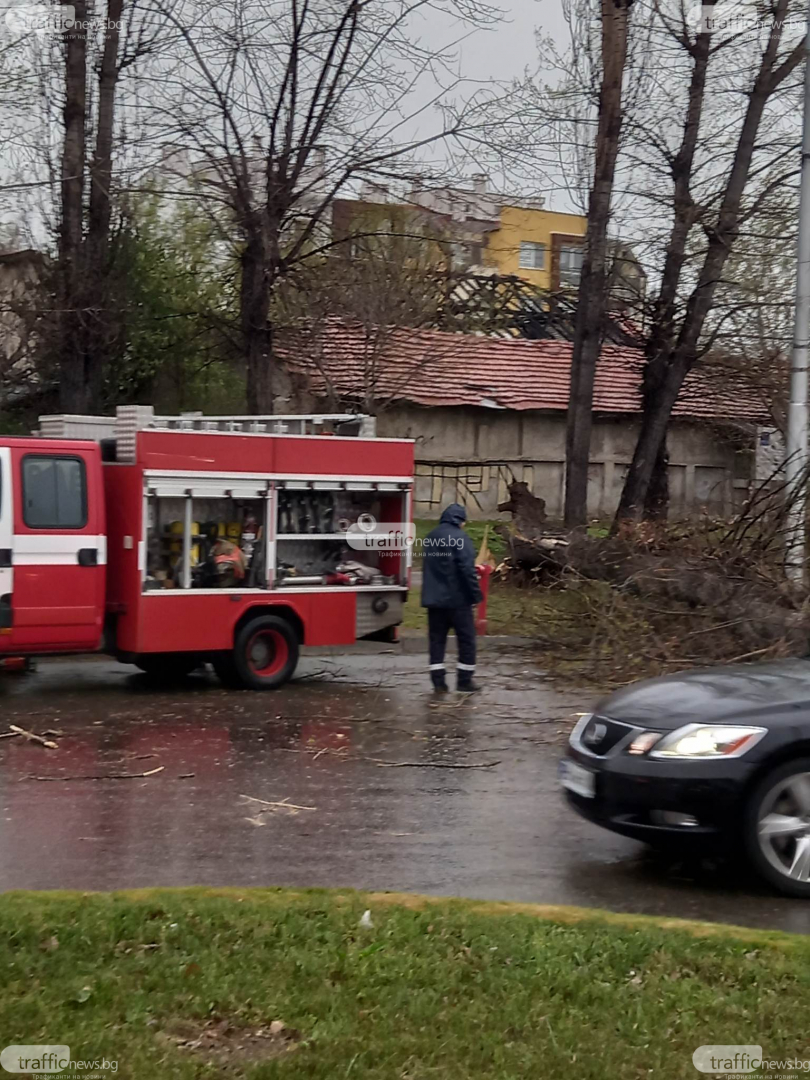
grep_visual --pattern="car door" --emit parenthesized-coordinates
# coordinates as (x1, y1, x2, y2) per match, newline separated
(10, 445, 106, 652)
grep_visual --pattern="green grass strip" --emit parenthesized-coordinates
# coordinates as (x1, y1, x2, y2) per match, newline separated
(1, 887, 808, 1079)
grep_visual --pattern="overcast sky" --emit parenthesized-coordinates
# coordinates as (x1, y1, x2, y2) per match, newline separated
(457, 0, 567, 82)
(413, 0, 575, 211)
(460, 0, 565, 82)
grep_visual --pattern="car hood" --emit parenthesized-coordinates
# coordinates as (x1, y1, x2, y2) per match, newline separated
(598, 658, 810, 729)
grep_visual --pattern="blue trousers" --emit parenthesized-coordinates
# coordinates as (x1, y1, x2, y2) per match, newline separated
(427, 606, 476, 685)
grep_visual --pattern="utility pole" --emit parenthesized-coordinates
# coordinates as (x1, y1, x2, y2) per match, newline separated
(785, 16, 810, 581)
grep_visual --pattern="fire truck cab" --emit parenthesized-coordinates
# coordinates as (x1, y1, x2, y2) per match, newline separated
(0, 406, 415, 689)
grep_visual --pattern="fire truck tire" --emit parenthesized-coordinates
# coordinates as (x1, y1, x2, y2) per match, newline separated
(231, 615, 299, 690)
(134, 654, 199, 680)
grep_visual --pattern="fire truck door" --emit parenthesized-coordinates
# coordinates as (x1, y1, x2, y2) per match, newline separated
(0, 448, 12, 639)
(10, 448, 106, 652)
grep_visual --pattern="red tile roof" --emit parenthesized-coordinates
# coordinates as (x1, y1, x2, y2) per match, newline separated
(276, 323, 765, 421)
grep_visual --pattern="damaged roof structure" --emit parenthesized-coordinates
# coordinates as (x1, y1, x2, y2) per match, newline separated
(276, 321, 766, 422)
(275, 322, 767, 521)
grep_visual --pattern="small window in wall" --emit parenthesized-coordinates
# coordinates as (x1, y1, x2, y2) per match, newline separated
(22, 456, 87, 529)
(559, 244, 584, 286)
(519, 241, 546, 270)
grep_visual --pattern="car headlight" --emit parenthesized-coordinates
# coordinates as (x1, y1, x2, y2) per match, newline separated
(647, 723, 767, 759)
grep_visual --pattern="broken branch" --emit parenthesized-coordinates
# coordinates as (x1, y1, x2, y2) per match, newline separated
(25, 766, 165, 781)
(9, 725, 58, 749)
(239, 794, 316, 812)
(371, 759, 501, 769)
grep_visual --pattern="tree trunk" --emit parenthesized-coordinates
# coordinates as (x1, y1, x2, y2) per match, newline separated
(644, 440, 670, 519)
(617, 355, 688, 517)
(564, 0, 633, 528)
(241, 232, 273, 413)
(58, 0, 88, 412)
(83, 0, 123, 410)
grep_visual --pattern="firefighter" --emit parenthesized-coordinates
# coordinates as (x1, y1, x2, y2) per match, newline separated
(421, 502, 483, 693)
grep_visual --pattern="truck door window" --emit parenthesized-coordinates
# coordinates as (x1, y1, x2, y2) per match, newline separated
(22, 456, 87, 529)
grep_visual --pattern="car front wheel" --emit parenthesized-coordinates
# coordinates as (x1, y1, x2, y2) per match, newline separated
(745, 758, 810, 898)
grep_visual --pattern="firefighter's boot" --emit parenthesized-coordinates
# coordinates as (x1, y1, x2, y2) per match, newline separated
(457, 672, 481, 694)
(430, 669, 449, 693)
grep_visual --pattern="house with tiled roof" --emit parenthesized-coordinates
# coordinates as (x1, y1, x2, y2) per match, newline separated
(275, 322, 766, 520)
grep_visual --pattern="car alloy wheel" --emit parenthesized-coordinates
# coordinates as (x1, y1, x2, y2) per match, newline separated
(745, 758, 810, 897)
(757, 772, 810, 882)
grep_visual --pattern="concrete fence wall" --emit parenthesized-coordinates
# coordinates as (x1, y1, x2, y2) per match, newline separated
(375, 405, 751, 521)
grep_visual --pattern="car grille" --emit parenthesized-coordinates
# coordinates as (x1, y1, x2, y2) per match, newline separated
(578, 715, 635, 756)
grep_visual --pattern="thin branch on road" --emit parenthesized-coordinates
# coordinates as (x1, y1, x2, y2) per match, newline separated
(9, 725, 59, 749)
(25, 766, 165, 781)
(370, 759, 502, 769)
(240, 794, 316, 813)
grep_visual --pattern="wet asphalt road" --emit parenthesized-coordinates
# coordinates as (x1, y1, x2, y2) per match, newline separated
(2, 640, 810, 934)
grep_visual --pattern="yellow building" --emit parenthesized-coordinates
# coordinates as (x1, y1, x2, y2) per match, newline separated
(483, 206, 587, 291)
(343, 178, 645, 302)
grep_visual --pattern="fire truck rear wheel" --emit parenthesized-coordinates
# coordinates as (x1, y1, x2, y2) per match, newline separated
(231, 615, 299, 690)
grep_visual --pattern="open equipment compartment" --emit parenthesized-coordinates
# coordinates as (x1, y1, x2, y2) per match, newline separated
(143, 482, 270, 592)
(273, 481, 409, 589)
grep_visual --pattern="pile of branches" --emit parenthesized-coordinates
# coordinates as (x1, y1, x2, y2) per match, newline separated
(494, 480, 810, 680)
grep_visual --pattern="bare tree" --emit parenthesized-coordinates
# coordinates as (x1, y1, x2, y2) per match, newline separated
(145, 0, 497, 413)
(1, 0, 166, 412)
(613, 0, 804, 521)
(496, 0, 802, 524)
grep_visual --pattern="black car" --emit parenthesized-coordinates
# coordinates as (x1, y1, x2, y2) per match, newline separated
(560, 659, 810, 897)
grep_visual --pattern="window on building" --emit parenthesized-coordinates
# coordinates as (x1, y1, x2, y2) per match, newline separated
(518, 241, 546, 270)
(22, 455, 87, 529)
(559, 244, 584, 286)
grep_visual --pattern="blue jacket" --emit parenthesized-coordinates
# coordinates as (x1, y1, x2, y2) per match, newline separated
(420, 504, 483, 609)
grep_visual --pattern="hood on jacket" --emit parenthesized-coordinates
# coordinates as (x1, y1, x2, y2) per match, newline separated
(439, 503, 467, 528)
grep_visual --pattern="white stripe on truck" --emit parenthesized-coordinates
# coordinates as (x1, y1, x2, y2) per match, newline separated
(12, 534, 107, 566)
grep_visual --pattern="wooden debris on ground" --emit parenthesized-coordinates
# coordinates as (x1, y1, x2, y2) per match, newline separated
(9, 725, 59, 749)
(370, 758, 501, 770)
(25, 766, 165, 782)
(239, 794, 316, 817)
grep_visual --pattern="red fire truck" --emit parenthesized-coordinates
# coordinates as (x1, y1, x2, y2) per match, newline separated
(0, 406, 414, 689)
